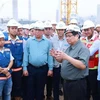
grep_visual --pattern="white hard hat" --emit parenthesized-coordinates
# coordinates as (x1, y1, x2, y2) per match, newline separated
(82, 20, 95, 30)
(18, 23, 23, 29)
(7, 19, 18, 27)
(96, 24, 100, 28)
(66, 25, 81, 33)
(0, 31, 5, 38)
(35, 21, 44, 30)
(44, 21, 52, 28)
(70, 19, 78, 24)
(29, 23, 36, 29)
(51, 20, 57, 25)
(23, 24, 30, 29)
(56, 21, 66, 29)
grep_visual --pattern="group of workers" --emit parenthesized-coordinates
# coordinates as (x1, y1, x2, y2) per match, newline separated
(0, 18, 100, 100)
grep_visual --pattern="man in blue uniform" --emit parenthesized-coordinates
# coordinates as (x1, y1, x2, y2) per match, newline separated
(4, 19, 23, 100)
(0, 31, 14, 100)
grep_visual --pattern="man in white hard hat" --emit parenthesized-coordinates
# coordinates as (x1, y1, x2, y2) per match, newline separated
(49, 21, 69, 100)
(22, 24, 30, 40)
(50, 24, 89, 100)
(95, 24, 100, 35)
(23, 21, 53, 100)
(4, 19, 23, 100)
(22, 24, 30, 50)
(43, 21, 54, 100)
(18, 23, 23, 38)
(51, 20, 57, 35)
(89, 36, 100, 100)
(81, 20, 99, 100)
(29, 23, 36, 37)
(44, 21, 52, 39)
(0, 31, 14, 100)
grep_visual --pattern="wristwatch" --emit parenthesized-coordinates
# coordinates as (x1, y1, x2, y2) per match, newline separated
(7, 67, 10, 71)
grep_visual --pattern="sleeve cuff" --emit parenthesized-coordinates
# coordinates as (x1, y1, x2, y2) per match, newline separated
(49, 66, 53, 70)
(23, 66, 27, 71)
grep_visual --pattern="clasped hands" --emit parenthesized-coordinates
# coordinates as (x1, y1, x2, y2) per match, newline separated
(0, 67, 11, 77)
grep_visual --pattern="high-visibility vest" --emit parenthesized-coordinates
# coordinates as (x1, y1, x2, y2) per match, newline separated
(81, 37, 98, 70)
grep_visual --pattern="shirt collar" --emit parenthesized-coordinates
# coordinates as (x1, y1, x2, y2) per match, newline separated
(8, 35, 19, 41)
(32, 36, 45, 40)
(70, 40, 80, 50)
(0, 47, 5, 53)
(56, 35, 65, 41)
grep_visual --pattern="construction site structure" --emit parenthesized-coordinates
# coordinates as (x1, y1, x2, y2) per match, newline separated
(12, 0, 32, 21)
(60, 0, 78, 25)
(28, 0, 32, 21)
(12, 0, 18, 21)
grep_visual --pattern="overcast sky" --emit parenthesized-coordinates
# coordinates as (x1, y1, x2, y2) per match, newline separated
(0, 0, 100, 20)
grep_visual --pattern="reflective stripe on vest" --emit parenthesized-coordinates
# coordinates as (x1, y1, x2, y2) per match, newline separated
(0, 75, 11, 80)
(89, 66, 98, 70)
(12, 67, 22, 72)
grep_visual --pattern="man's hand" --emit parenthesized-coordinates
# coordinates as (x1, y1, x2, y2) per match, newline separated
(55, 51, 67, 60)
(50, 49, 56, 57)
(23, 70, 28, 76)
(1, 68, 9, 74)
(0, 67, 3, 73)
(47, 70, 53, 77)
(5, 72, 11, 78)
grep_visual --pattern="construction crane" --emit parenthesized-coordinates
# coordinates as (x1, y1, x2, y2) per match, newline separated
(60, 0, 78, 24)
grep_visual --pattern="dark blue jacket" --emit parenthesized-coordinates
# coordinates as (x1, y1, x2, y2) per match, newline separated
(3, 33, 23, 68)
(0, 50, 11, 77)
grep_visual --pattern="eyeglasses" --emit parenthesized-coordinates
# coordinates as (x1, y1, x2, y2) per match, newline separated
(45, 28, 51, 30)
(65, 34, 74, 38)
(57, 29, 65, 31)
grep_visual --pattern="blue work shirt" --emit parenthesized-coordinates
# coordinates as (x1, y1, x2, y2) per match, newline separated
(23, 36, 53, 71)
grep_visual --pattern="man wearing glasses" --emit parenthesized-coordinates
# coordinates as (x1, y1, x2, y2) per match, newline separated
(50, 25, 90, 100)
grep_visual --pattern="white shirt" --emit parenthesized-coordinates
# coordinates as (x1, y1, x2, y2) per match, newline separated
(89, 39, 100, 80)
(51, 35, 69, 68)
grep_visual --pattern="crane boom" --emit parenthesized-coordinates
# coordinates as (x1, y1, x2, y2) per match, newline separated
(60, 0, 77, 24)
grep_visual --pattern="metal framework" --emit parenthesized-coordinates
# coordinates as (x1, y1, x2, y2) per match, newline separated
(60, 0, 77, 24)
